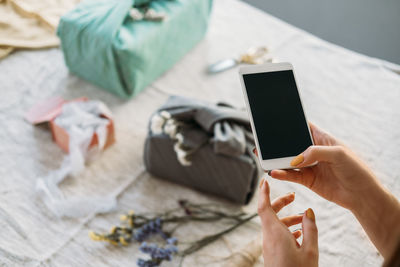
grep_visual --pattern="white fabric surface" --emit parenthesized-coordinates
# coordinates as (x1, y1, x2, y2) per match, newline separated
(1, 0, 399, 266)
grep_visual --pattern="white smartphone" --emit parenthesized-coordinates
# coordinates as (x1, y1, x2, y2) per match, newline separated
(238, 62, 314, 171)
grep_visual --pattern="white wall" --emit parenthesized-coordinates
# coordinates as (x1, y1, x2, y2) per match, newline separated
(242, 0, 400, 64)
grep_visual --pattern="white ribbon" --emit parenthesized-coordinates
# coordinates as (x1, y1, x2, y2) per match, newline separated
(36, 101, 116, 218)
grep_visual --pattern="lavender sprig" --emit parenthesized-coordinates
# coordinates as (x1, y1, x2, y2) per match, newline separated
(89, 200, 258, 267)
(134, 218, 163, 242)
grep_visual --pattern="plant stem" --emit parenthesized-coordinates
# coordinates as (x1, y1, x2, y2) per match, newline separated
(179, 213, 258, 256)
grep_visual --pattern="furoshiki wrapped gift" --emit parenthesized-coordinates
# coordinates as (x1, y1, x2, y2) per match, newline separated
(57, 0, 213, 98)
(144, 96, 262, 204)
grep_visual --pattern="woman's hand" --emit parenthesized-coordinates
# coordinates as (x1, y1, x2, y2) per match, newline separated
(259, 178, 318, 267)
(266, 122, 400, 259)
(269, 122, 379, 212)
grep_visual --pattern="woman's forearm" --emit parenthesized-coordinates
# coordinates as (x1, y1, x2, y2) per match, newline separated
(351, 180, 400, 259)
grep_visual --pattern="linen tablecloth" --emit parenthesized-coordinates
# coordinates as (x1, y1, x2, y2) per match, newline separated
(1, 0, 399, 266)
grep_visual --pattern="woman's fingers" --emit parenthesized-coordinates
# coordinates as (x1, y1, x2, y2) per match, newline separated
(253, 147, 258, 157)
(258, 179, 283, 230)
(280, 214, 303, 227)
(309, 122, 341, 146)
(258, 179, 309, 255)
(270, 168, 316, 189)
(292, 229, 302, 239)
(301, 208, 319, 258)
(291, 145, 344, 168)
(258, 179, 296, 217)
(271, 169, 304, 182)
(257, 178, 272, 215)
(271, 192, 295, 213)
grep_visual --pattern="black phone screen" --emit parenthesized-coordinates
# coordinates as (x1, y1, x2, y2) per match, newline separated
(243, 70, 313, 160)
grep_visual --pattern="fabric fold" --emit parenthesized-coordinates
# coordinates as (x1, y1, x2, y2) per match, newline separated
(154, 95, 251, 159)
(0, 0, 79, 58)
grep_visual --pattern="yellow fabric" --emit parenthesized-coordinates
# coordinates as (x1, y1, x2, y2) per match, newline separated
(0, 0, 79, 59)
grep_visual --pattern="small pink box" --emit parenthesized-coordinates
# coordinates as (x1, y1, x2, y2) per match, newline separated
(26, 97, 115, 153)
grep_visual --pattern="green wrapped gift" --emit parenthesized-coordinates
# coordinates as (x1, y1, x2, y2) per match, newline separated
(57, 0, 212, 98)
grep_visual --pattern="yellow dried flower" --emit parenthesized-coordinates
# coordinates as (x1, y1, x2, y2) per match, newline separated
(89, 231, 103, 241)
(120, 214, 128, 221)
(128, 210, 134, 216)
(110, 226, 117, 234)
(119, 236, 129, 246)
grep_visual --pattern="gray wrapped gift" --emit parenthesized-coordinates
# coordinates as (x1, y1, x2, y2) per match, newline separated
(143, 96, 262, 204)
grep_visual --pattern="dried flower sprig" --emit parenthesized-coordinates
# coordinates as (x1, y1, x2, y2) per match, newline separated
(89, 200, 257, 266)
(138, 241, 178, 267)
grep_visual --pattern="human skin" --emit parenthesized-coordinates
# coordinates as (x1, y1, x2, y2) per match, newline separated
(267, 123, 400, 259)
(258, 179, 318, 267)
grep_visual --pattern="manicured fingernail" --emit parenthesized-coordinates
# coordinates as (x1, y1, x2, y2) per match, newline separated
(259, 179, 264, 188)
(286, 192, 295, 199)
(291, 154, 304, 166)
(306, 208, 315, 222)
(267, 170, 272, 176)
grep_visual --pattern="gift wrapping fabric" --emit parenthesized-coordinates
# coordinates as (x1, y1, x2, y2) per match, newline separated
(57, 0, 213, 98)
(0, 0, 79, 58)
(144, 96, 261, 204)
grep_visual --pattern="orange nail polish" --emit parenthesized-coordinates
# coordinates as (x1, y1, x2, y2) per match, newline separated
(286, 192, 295, 199)
(291, 154, 304, 166)
(306, 208, 315, 222)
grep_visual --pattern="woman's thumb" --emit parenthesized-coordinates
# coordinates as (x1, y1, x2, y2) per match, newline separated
(291, 145, 344, 168)
(302, 208, 319, 258)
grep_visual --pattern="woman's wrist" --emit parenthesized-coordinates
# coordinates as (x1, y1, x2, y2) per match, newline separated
(349, 176, 385, 216)
(350, 180, 400, 258)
